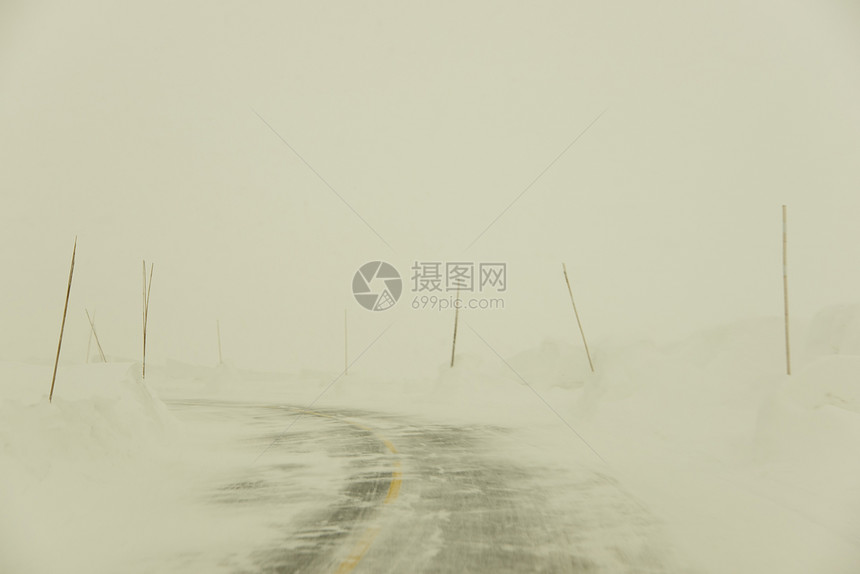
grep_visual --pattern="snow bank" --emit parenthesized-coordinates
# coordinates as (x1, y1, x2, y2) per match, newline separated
(754, 307, 860, 474)
(757, 356, 860, 461)
(0, 362, 178, 574)
(324, 308, 860, 573)
(570, 310, 860, 574)
(806, 304, 860, 356)
(0, 362, 174, 464)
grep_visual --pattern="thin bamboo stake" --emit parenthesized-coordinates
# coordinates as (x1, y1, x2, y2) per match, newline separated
(563, 263, 595, 372)
(343, 309, 349, 375)
(142, 261, 146, 377)
(49, 237, 77, 402)
(783, 205, 791, 375)
(86, 309, 96, 363)
(450, 287, 460, 368)
(142, 261, 146, 339)
(142, 261, 153, 379)
(217, 319, 223, 365)
(85, 308, 107, 363)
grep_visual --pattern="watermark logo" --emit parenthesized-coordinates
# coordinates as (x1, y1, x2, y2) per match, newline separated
(410, 261, 507, 311)
(352, 261, 507, 311)
(411, 261, 506, 293)
(352, 261, 403, 311)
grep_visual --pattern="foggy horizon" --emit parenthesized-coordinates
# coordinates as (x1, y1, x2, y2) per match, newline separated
(3, 0, 859, 374)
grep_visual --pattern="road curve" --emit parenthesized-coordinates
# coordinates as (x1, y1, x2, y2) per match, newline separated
(169, 401, 683, 574)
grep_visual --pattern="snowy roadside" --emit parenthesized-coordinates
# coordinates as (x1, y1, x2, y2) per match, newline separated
(0, 363, 348, 574)
(0, 362, 178, 573)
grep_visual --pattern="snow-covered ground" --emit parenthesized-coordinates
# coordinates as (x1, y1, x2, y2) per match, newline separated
(3, 306, 860, 572)
(4, 1, 858, 572)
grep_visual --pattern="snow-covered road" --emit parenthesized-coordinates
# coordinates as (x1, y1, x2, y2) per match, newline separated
(165, 400, 681, 574)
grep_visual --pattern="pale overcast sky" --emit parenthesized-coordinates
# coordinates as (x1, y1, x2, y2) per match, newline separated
(2, 1, 859, 373)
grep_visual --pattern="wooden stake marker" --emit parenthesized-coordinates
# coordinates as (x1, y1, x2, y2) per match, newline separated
(450, 288, 460, 368)
(343, 309, 349, 375)
(563, 263, 595, 373)
(783, 205, 791, 375)
(49, 237, 77, 402)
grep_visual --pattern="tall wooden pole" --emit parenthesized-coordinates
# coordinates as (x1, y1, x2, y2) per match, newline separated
(783, 205, 791, 375)
(450, 287, 460, 368)
(563, 263, 595, 372)
(142, 261, 146, 376)
(50, 238, 77, 402)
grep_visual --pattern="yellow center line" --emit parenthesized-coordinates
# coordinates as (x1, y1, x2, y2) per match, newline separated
(279, 407, 402, 573)
(176, 402, 402, 572)
(332, 525, 381, 574)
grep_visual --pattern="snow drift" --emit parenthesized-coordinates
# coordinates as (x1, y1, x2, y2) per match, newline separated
(0, 362, 177, 574)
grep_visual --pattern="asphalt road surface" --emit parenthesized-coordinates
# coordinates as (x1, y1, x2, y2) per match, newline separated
(167, 400, 684, 574)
